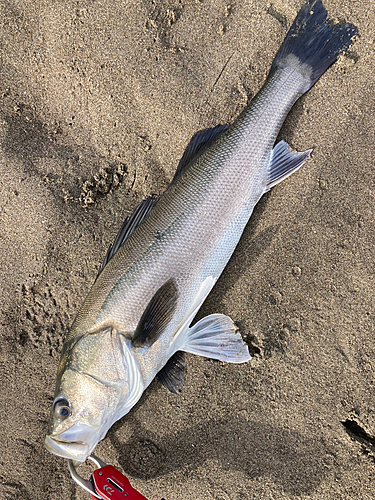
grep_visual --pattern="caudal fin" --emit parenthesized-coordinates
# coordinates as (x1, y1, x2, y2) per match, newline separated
(272, 0, 358, 93)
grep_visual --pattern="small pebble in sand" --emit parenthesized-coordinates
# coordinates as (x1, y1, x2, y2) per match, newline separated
(269, 291, 282, 305)
(292, 265, 302, 277)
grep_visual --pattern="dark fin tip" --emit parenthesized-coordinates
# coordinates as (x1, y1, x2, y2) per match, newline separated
(272, 0, 358, 91)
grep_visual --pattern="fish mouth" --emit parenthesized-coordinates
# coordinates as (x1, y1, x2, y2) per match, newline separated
(44, 435, 91, 462)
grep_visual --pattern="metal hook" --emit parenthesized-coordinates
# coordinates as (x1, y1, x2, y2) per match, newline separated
(68, 454, 108, 498)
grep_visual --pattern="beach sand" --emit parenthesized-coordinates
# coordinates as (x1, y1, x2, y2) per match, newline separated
(0, 0, 374, 498)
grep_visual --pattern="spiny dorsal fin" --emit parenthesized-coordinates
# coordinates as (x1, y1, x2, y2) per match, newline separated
(173, 124, 229, 180)
(96, 196, 157, 281)
(132, 278, 178, 348)
(265, 140, 312, 192)
(157, 351, 186, 394)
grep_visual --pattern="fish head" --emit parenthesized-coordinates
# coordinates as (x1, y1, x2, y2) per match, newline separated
(45, 327, 144, 462)
(44, 367, 119, 461)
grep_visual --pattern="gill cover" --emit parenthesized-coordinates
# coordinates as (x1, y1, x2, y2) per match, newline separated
(45, 328, 144, 461)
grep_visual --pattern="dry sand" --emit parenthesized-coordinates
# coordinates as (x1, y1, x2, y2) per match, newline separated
(0, 0, 374, 499)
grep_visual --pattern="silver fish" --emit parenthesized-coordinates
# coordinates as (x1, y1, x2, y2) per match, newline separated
(45, 0, 357, 462)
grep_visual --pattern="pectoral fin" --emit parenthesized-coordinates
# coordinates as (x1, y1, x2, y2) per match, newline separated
(132, 278, 178, 348)
(180, 314, 251, 363)
(157, 351, 186, 394)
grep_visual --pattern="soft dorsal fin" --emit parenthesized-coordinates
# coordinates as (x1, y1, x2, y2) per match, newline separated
(157, 351, 186, 394)
(132, 278, 178, 348)
(173, 124, 229, 180)
(96, 196, 157, 280)
(265, 140, 312, 192)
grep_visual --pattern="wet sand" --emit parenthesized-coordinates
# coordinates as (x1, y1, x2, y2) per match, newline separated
(0, 0, 374, 498)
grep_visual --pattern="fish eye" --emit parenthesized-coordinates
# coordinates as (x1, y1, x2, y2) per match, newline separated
(54, 398, 72, 419)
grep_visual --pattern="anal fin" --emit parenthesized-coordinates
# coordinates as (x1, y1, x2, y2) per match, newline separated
(266, 140, 312, 192)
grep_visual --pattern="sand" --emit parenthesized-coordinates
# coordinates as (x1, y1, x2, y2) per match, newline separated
(0, 0, 374, 498)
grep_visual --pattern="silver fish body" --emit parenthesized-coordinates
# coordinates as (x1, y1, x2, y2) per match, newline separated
(45, 0, 357, 462)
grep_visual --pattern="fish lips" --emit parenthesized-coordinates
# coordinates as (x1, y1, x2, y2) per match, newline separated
(44, 424, 99, 462)
(44, 435, 91, 462)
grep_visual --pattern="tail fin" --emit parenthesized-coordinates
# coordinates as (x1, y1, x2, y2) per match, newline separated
(272, 0, 358, 93)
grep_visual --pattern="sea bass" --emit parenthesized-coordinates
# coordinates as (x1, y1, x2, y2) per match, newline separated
(45, 0, 357, 462)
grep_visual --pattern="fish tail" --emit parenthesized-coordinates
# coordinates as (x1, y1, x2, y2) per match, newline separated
(272, 0, 358, 93)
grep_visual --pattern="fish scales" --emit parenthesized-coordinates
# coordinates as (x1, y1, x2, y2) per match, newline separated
(45, 0, 358, 463)
(71, 68, 306, 340)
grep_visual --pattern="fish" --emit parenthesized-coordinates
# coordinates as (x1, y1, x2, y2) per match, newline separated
(45, 0, 357, 463)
